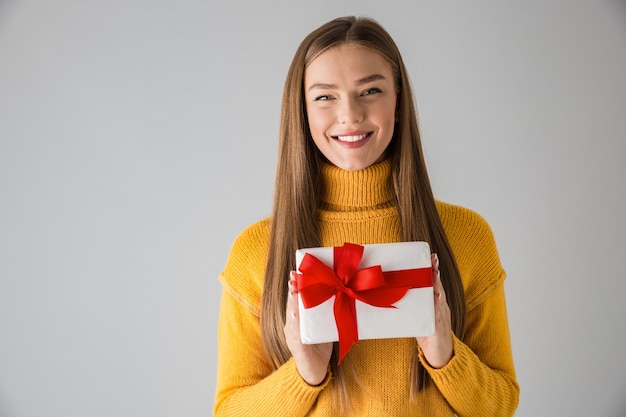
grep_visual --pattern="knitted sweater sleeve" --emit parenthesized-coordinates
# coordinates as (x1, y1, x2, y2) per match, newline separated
(420, 203, 520, 417)
(213, 220, 330, 417)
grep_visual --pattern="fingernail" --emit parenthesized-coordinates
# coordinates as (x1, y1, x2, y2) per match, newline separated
(291, 312, 296, 321)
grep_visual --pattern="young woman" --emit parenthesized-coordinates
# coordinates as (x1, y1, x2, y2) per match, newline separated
(214, 16, 519, 417)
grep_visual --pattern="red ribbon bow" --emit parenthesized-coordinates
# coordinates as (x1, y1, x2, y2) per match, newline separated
(296, 242, 432, 364)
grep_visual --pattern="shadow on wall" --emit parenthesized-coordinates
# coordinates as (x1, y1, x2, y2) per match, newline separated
(606, 0, 626, 37)
(0, 0, 18, 24)
(613, 381, 626, 417)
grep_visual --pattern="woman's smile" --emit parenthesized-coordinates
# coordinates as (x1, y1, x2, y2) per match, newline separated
(332, 132, 372, 143)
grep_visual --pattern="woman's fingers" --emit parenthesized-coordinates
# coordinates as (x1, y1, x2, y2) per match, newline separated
(284, 270, 332, 385)
(285, 272, 300, 337)
(416, 253, 453, 368)
(431, 253, 447, 305)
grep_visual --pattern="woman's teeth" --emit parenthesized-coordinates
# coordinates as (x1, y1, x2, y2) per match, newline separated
(335, 133, 369, 142)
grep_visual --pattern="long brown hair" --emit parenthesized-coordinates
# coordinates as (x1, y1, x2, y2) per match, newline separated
(260, 15, 466, 404)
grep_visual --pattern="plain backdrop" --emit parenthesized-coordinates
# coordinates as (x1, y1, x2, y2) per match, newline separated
(1, 1, 625, 416)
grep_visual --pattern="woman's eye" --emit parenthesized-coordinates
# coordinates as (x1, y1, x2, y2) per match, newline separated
(361, 87, 382, 96)
(314, 95, 333, 101)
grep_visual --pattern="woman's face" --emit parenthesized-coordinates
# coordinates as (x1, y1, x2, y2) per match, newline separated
(304, 44, 397, 172)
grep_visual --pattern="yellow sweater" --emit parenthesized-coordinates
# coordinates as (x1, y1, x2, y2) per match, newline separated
(214, 160, 519, 416)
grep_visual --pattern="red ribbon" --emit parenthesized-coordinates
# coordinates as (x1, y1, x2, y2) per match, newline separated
(296, 242, 432, 364)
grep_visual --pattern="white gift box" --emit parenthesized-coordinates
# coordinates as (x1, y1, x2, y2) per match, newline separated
(296, 241, 434, 347)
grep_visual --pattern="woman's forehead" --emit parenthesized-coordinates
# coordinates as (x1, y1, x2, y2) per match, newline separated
(304, 44, 393, 86)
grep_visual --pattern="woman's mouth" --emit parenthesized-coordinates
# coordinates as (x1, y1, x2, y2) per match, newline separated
(332, 132, 372, 142)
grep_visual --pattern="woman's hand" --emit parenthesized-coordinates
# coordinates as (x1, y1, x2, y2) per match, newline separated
(284, 271, 333, 385)
(416, 253, 454, 369)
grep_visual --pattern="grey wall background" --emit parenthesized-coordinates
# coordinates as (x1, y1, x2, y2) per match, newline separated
(1, 1, 625, 416)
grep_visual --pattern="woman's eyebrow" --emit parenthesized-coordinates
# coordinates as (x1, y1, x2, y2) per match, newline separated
(308, 82, 337, 91)
(307, 74, 387, 91)
(355, 73, 386, 85)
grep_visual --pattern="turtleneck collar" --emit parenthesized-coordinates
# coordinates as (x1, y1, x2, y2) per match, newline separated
(319, 159, 395, 211)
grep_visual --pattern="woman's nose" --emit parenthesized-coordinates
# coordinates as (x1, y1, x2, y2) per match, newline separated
(337, 97, 364, 124)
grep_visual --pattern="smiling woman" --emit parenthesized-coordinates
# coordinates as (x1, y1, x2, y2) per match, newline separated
(304, 44, 397, 171)
(214, 15, 519, 417)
